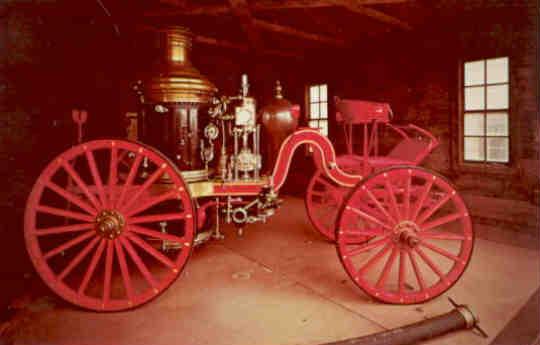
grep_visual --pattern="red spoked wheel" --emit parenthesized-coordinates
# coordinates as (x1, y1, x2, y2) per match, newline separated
(24, 139, 195, 311)
(336, 166, 473, 304)
(305, 155, 365, 241)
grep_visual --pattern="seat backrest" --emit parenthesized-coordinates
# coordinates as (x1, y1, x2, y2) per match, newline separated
(335, 98, 392, 124)
(386, 138, 432, 165)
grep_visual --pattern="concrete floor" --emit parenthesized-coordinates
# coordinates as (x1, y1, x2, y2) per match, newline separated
(6, 197, 540, 345)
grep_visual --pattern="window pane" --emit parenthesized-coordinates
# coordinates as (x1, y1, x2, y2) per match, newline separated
(487, 137, 509, 162)
(464, 137, 485, 161)
(310, 86, 319, 103)
(486, 112, 508, 136)
(309, 120, 318, 129)
(464, 113, 484, 136)
(320, 102, 328, 118)
(486, 84, 508, 109)
(464, 86, 485, 110)
(487, 57, 509, 84)
(310, 103, 320, 119)
(319, 85, 328, 102)
(320, 120, 328, 136)
(464, 60, 485, 86)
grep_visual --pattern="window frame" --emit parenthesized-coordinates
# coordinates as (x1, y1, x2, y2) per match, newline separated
(457, 56, 514, 173)
(306, 83, 329, 137)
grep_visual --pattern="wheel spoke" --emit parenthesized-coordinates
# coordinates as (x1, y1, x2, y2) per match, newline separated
(43, 231, 96, 259)
(421, 213, 463, 231)
(117, 150, 129, 168)
(126, 232, 177, 269)
(410, 179, 433, 221)
(315, 205, 337, 221)
(36, 205, 94, 223)
(85, 149, 107, 208)
(119, 237, 158, 290)
(420, 231, 465, 241)
(129, 224, 185, 243)
(58, 236, 100, 281)
(398, 249, 406, 294)
(115, 240, 135, 302)
(419, 240, 461, 262)
(344, 236, 390, 257)
(125, 189, 178, 217)
(61, 161, 101, 210)
(407, 249, 426, 291)
(376, 245, 398, 288)
(404, 172, 411, 220)
(108, 146, 118, 205)
(356, 242, 392, 277)
(417, 192, 453, 225)
(340, 228, 384, 242)
(45, 181, 96, 216)
(383, 178, 401, 220)
(316, 176, 337, 192)
(36, 223, 94, 236)
(78, 239, 106, 295)
(115, 154, 143, 209)
(364, 186, 396, 224)
(414, 247, 447, 283)
(129, 212, 188, 225)
(103, 241, 114, 306)
(345, 206, 392, 230)
(121, 165, 168, 212)
(310, 190, 327, 197)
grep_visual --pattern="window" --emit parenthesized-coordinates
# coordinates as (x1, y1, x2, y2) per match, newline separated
(463, 57, 509, 163)
(308, 84, 328, 136)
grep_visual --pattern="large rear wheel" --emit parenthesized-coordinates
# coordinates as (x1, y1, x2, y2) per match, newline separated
(335, 166, 473, 304)
(24, 139, 195, 311)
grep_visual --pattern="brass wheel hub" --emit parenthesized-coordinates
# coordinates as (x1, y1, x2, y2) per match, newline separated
(393, 221, 420, 247)
(95, 210, 125, 239)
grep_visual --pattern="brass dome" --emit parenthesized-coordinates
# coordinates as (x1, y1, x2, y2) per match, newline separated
(145, 26, 217, 103)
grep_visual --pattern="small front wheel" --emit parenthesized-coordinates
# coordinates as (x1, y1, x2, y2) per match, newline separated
(305, 155, 365, 241)
(335, 166, 474, 304)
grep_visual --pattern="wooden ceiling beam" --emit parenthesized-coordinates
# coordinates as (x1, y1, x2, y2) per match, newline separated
(251, 0, 409, 10)
(333, 0, 412, 30)
(144, 4, 230, 17)
(145, 0, 411, 17)
(228, 0, 264, 50)
(253, 19, 345, 46)
(251, 0, 337, 10)
(193, 35, 302, 59)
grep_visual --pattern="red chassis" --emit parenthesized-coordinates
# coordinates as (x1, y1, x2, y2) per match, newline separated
(24, 127, 473, 311)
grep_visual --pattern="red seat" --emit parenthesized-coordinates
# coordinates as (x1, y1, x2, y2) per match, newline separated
(335, 98, 392, 124)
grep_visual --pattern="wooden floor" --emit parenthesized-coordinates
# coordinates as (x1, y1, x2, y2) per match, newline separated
(6, 197, 540, 345)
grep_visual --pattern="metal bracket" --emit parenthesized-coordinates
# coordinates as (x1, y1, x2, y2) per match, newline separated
(448, 297, 489, 338)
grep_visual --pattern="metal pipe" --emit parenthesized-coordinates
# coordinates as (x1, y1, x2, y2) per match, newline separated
(254, 124, 260, 179)
(319, 299, 486, 345)
(233, 130, 239, 180)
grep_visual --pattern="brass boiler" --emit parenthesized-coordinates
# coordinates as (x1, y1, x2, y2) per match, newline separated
(134, 26, 217, 175)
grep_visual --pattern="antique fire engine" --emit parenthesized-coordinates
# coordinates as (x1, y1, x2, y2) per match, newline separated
(24, 24, 474, 312)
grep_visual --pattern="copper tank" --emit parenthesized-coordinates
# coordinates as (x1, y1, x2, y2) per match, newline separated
(136, 26, 217, 173)
(260, 81, 299, 171)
